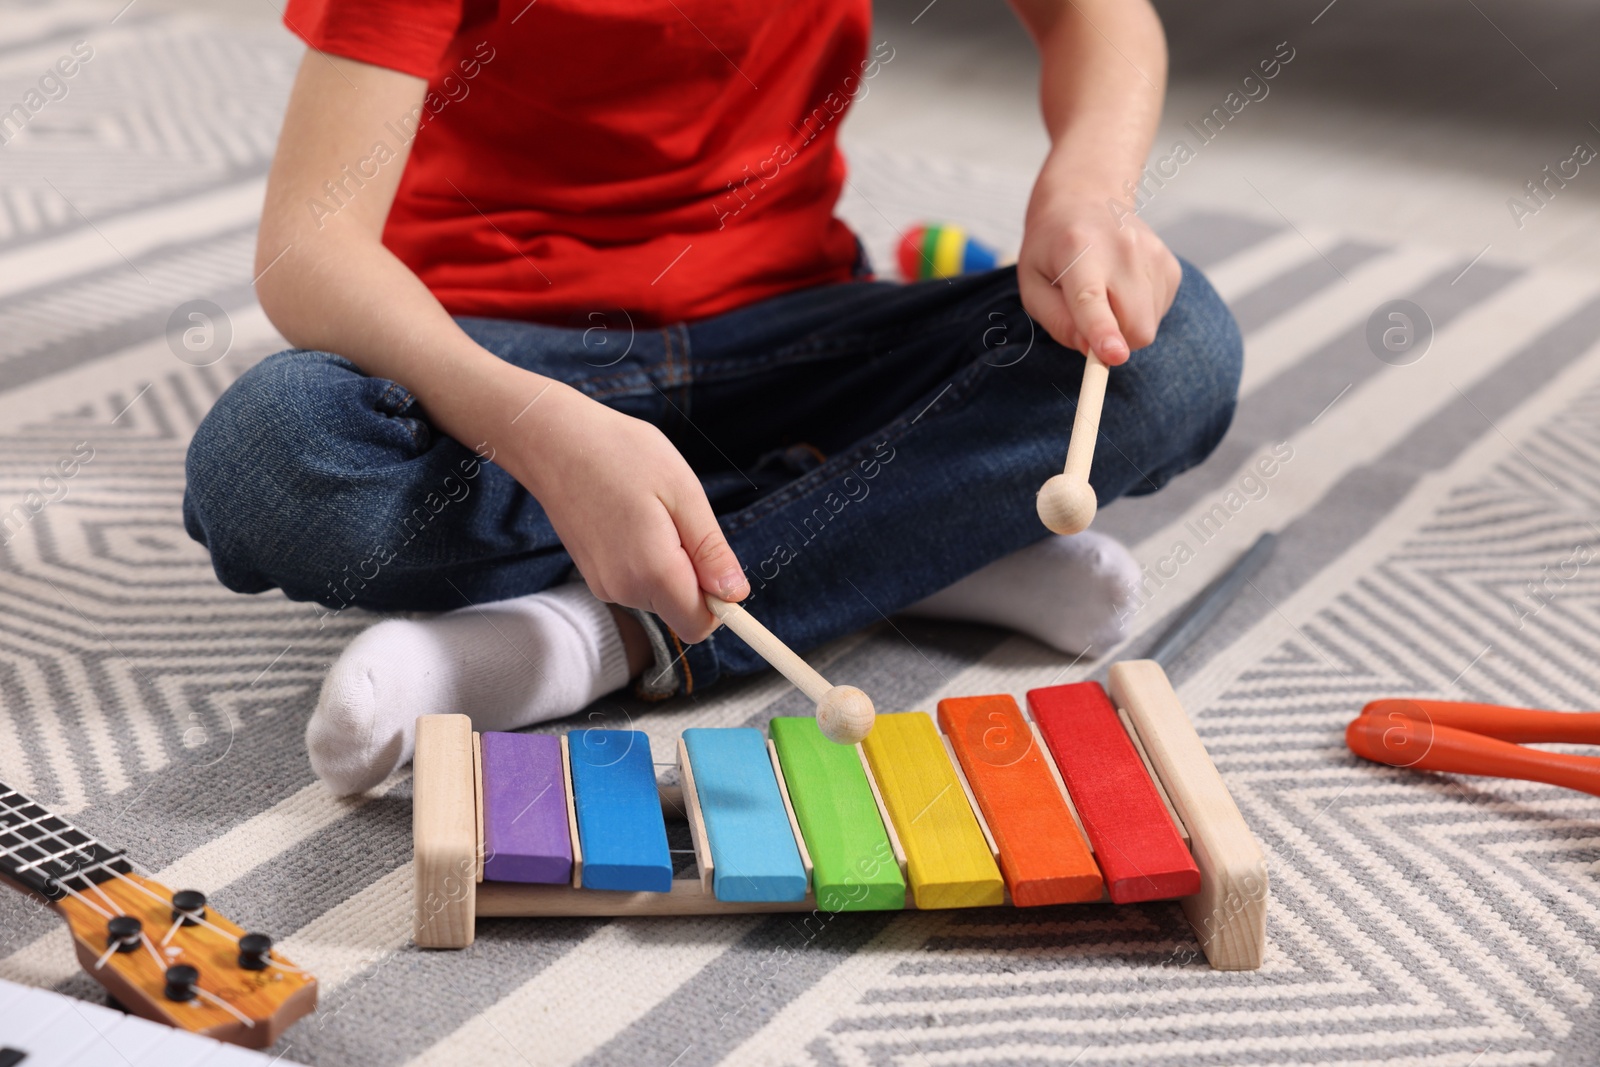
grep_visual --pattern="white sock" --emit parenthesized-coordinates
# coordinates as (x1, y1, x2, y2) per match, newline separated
(307, 583, 631, 795)
(903, 531, 1141, 655)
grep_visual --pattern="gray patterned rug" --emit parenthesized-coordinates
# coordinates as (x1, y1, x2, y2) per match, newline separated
(3, 5, 1600, 1065)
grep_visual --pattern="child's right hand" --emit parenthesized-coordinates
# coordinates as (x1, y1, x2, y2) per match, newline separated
(495, 376, 750, 643)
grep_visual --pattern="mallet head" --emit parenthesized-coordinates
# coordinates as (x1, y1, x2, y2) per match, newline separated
(817, 685, 874, 744)
(1036, 474, 1097, 535)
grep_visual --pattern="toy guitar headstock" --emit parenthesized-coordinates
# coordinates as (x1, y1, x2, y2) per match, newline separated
(0, 783, 317, 1049)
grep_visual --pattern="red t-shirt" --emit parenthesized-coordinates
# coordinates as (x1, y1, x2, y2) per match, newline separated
(283, 0, 876, 326)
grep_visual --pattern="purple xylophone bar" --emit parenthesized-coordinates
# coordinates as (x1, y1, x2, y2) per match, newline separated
(481, 732, 572, 884)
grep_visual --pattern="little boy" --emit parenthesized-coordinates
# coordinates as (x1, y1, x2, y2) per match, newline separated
(183, 0, 1242, 794)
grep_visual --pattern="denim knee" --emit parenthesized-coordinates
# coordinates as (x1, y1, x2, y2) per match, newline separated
(1113, 258, 1243, 493)
(183, 348, 430, 600)
(1175, 257, 1245, 435)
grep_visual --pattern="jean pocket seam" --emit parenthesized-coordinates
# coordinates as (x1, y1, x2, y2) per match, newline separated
(375, 381, 412, 415)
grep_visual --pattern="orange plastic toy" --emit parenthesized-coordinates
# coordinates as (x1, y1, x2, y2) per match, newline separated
(1346, 699, 1600, 797)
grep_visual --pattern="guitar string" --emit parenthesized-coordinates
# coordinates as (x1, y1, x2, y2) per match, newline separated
(0, 789, 96, 842)
(81, 868, 295, 1017)
(0, 791, 117, 880)
(3, 790, 305, 1013)
(92, 859, 309, 975)
(63, 874, 141, 974)
(0, 789, 236, 922)
(0, 789, 133, 918)
(55, 875, 129, 971)
(157, 899, 211, 949)
(1, 811, 266, 977)
(69, 865, 281, 1018)
(106, 865, 243, 944)
(0, 803, 181, 980)
(87, 902, 149, 971)
(54, 878, 114, 921)
(112, 867, 313, 971)
(52, 875, 166, 973)
(262, 955, 308, 975)
(193, 985, 256, 1028)
(137, 929, 170, 974)
(0, 800, 70, 867)
(86, 878, 124, 919)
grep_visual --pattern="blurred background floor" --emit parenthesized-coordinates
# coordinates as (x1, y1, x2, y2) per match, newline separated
(15, 0, 1600, 271)
(852, 0, 1600, 274)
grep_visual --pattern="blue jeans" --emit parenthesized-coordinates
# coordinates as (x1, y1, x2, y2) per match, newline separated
(183, 263, 1241, 697)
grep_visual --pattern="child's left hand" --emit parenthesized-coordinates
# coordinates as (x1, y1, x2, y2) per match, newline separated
(1015, 174, 1182, 368)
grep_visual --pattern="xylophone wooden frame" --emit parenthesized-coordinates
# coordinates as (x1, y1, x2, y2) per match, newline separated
(413, 659, 1269, 970)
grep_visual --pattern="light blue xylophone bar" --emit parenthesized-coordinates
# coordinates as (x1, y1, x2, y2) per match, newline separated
(682, 728, 808, 902)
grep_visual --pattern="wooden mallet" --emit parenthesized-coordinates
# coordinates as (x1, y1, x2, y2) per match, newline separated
(1037, 350, 1108, 535)
(704, 594, 875, 744)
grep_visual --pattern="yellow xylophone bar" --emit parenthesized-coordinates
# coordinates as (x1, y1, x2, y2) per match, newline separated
(412, 659, 1268, 970)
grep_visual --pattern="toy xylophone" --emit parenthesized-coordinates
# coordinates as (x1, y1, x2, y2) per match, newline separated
(412, 660, 1268, 970)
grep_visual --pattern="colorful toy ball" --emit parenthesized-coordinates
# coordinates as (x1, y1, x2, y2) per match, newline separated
(897, 222, 1001, 280)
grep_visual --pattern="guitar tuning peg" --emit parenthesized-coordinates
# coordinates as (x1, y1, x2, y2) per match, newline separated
(238, 932, 273, 971)
(106, 915, 141, 952)
(164, 964, 200, 1002)
(170, 889, 206, 926)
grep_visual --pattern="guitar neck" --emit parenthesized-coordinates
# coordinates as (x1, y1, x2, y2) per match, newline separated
(0, 781, 318, 1049)
(0, 782, 130, 904)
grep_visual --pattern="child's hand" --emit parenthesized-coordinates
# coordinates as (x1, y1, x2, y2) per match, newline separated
(502, 379, 749, 643)
(1015, 175, 1182, 367)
